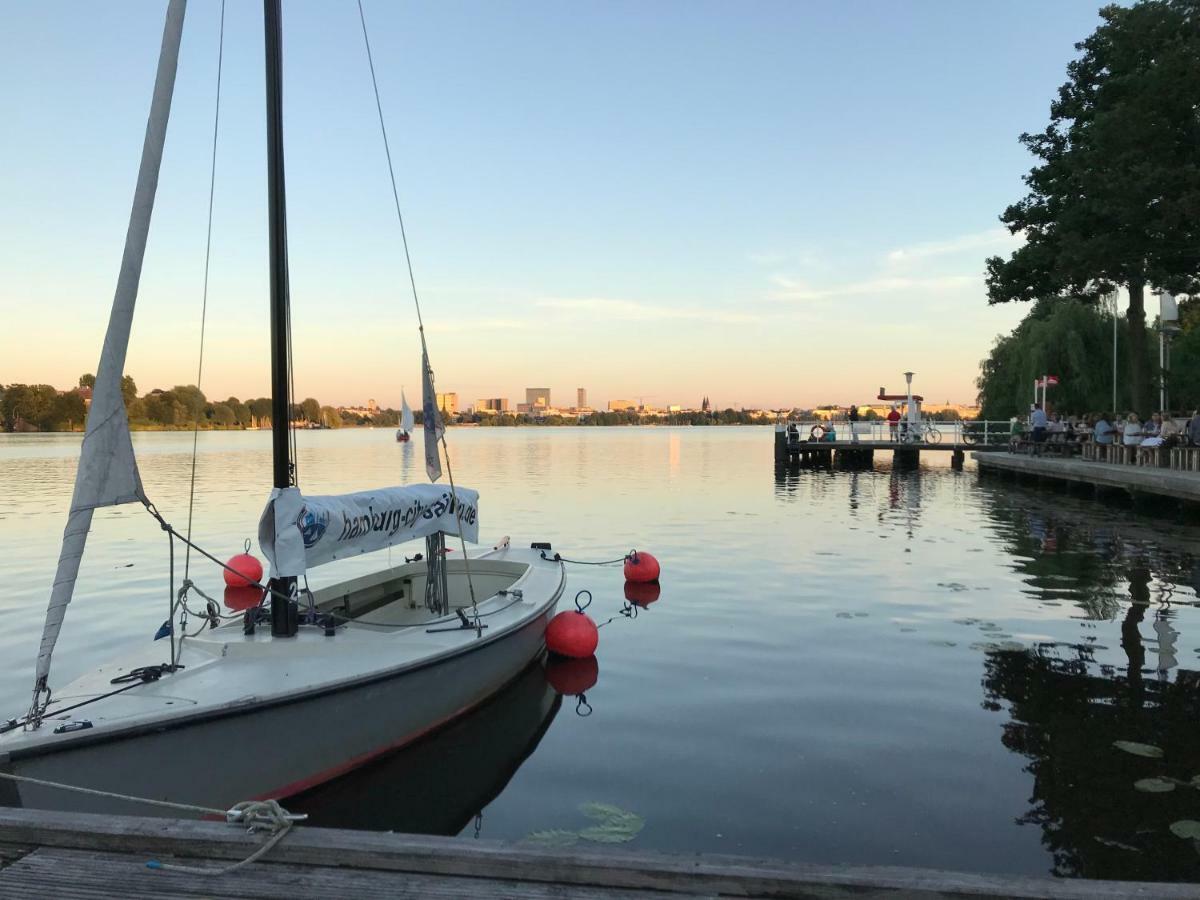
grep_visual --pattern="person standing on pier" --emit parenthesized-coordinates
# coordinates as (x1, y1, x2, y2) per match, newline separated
(1030, 403, 1048, 447)
(887, 405, 900, 441)
(848, 405, 860, 443)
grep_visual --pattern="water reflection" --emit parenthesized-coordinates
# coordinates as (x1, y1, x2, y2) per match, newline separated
(288, 659, 560, 834)
(982, 639, 1200, 881)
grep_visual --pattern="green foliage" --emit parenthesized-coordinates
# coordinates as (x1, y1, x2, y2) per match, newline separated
(976, 300, 1156, 419)
(207, 402, 236, 427)
(299, 397, 321, 423)
(78, 373, 95, 389)
(984, 0, 1200, 412)
(120, 375, 137, 406)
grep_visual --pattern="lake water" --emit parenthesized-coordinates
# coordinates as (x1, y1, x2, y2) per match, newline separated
(3, 427, 1200, 881)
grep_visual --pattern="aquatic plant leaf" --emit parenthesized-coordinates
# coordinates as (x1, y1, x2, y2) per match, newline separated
(1113, 741, 1165, 759)
(579, 814, 645, 843)
(579, 802, 632, 822)
(577, 802, 645, 844)
(523, 829, 580, 848)
(1133, 777, 1176, 793)
(1170, 821, 1200, 840)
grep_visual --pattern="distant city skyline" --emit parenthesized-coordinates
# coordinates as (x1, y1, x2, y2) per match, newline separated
(2, 2, 1115, 407)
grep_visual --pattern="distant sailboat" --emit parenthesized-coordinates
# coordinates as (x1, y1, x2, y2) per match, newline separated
(396, 389, 413, 443)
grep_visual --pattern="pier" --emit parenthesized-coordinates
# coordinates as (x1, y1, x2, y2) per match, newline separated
(975, 450, 1200, 505)
(773, 423, 992, 469)
(0, 807, 1192, 899)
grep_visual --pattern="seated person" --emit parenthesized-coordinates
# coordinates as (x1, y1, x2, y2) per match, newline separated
(1122, 413, 1144, 447)
(1093, 414, 1114, 445)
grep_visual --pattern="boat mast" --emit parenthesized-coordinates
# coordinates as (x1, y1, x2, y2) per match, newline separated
(264, 0, 298, 637)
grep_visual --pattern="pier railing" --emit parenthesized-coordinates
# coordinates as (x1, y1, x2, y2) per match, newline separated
(776, 420, 1015, 447)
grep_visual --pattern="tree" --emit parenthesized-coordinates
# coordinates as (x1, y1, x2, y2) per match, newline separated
(208, 402, 236, 427)
(78, 373, 95, 389)
(320, 405, 342, 428)
(225, 397, 252, 428)
(248, 397, 272, 426)
(120, 375, 138, 406)
(984, 0, 1200, 414)
(976, 299, 1155, 419)
(51, 391, 86, 430)
(171, 385, 207, 423)
(300, 397, 321, 424)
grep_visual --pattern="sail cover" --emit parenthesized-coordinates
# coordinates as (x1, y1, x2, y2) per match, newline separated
(33, 0, 187, 696)
(259, 484, 480, 578)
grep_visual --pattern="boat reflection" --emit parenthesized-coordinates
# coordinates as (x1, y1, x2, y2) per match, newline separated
(288, 658, 560, 834)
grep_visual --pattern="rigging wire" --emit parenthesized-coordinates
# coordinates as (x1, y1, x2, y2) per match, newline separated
(183, 0, 226, 580)
(355, 0, 480, 630)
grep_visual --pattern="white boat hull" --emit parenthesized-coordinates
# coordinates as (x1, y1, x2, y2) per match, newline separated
(1, 545, 565, 818)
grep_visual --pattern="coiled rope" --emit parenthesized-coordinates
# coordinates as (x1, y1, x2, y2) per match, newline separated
(0, 770, 302, 876)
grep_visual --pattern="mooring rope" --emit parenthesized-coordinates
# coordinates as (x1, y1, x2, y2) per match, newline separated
(0, 770, 302, 876)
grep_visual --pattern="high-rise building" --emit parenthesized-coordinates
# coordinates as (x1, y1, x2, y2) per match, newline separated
(576, 387, 587, 409)
(525, 388, 550, 409)
(476, 397, 509, 414)
(435, 392, 458, 415)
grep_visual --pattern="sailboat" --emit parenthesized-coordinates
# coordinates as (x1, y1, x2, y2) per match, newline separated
(396, 389, 413, 442)
(0, 0, 565, 816)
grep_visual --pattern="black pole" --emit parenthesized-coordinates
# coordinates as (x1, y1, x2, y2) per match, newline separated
(264, 0, 297, 636)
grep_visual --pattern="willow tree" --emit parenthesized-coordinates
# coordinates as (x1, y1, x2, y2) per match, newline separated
(985, 0, 1200, 413)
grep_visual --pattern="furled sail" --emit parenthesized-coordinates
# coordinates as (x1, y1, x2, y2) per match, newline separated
(400, 388, 414, 433)
(259, 484, 480, 579)
(422, 345, 444, 481)
(31, 0, 187, 708)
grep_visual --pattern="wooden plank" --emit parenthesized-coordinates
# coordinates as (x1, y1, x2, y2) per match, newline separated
(0, 847, 702, 900)
(1, 807, 1197, 899)
(0, 841, 34, 869)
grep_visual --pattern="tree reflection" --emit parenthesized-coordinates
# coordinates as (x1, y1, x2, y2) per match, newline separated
(981, 604, 1200, 881)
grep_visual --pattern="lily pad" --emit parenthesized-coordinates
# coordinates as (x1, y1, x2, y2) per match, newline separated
(1170, 820, 1200, 840)
(1134, 777, 1176, 793)
(577, 802, 645, 844)
(523, 829, 580, 848)
(1113, 741, 1165, 759)
(579, 816, 645, 844)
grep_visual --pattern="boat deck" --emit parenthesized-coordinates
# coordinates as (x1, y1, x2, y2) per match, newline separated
(0, 807, 1192, 899)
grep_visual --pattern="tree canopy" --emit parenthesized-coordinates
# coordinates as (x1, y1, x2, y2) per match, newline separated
(985, 0, 1200, 413)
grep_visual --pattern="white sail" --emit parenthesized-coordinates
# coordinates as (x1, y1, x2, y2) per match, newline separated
(32, 0, 187, 701)
(400, 388, 414, 433)
(259, 484, 479, 578)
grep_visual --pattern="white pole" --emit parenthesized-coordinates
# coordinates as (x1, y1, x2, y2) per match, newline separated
(1111, 292, 1118, 413)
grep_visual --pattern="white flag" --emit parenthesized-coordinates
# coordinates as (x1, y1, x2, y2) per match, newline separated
(422, 346, 444, 482)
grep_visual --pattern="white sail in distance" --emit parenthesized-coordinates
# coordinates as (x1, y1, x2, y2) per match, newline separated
(400, 388, 414, 434)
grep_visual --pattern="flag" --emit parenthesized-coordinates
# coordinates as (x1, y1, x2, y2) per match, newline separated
(421, 346, 444, 482)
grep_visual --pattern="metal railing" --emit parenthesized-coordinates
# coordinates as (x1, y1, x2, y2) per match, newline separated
(776, 420, 1016, 447)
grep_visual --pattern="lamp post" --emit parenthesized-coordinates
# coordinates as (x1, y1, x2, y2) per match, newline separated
(904, 371, 915, 426)
(1107, 290, 1119, 413)
(1158, 291, 1179, 413)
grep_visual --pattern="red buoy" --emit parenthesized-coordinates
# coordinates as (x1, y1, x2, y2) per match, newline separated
(545, 610, 599, 659)
(223, 584, 264, 611)
(545, 654, 599, 695)
(223, 550, 263, 588)
(624, 580, 661, 608)
(623, 550, 660, 583)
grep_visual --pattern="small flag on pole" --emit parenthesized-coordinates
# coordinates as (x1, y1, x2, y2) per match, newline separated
(421, 345, 444, 482)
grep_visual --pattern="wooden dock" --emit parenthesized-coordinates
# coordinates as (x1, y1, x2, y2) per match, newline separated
(1, 807, 1197, 898)
(974, 451, 1200, 504)
(775, 432, 972, 468)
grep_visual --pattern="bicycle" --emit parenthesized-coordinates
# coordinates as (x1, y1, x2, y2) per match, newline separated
(900, 419, 941, 444)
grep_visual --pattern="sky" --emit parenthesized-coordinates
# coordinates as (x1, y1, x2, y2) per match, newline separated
(0, 1, 1115, 410)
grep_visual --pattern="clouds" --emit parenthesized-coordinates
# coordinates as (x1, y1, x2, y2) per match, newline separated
(884, 227, 1022, 266)
(768, 274, 976, 303)
(536, 297, 760, 324)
